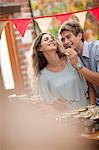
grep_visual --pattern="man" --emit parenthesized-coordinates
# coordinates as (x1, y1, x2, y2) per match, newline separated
(58, 21, 99, 105)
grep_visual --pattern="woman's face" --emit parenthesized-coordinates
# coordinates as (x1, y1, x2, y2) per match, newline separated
(40, 34, 57, 52)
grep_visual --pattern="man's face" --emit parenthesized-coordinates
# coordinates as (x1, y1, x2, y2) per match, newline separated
(60, 30, 81, 52)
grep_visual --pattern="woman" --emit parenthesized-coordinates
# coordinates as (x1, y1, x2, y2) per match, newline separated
(28, 32, 94, 111)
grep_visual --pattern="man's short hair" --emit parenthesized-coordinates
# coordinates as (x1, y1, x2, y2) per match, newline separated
(58, 21, 84, 41)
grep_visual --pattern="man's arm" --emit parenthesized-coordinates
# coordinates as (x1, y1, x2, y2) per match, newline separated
(87, 81, 96, 105)
(79, 66, 99, 86)
(65, 48, 99, 86)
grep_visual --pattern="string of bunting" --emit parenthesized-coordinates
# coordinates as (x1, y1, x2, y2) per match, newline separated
(0, 7, 99, 37)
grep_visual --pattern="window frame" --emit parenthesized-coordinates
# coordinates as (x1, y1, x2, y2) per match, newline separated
(0, 14, 24, 94)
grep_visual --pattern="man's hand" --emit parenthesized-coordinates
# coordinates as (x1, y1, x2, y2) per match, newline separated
(65, 48, 78, 68)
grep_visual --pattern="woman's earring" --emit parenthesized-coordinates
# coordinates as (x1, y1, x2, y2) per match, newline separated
(38, 45, 43, 51)
(39, 48, 43, 51)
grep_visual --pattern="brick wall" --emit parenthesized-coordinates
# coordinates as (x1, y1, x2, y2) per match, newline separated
(93, 0, 99, 7)
(15, 0, 36, 93)
(13, 0, 36, 93)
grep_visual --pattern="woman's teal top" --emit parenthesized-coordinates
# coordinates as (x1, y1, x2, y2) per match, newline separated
(37, 57, 88, 111)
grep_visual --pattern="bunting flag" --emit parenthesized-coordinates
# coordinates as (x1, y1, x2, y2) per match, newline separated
(34, 20, 42, 36)
(88, 7, 99, 20)
(12, 19, 32, 37)
(55, 14, 71, 24)
(0, 7, 98, 37)
(0, 21, 8, 39)
(74, 11, 87, 28)
(35, 17, 52, 32)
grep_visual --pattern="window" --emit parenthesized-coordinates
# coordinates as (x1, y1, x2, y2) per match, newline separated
(0, 29, 14, 89)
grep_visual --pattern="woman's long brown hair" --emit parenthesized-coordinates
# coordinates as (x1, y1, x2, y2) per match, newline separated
(31, 33, 66, 76)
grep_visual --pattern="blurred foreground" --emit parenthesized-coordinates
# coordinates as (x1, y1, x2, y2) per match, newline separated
(0, 93, 99, 150)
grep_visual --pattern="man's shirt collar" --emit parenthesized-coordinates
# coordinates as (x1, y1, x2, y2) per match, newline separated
(82, 41, 90, 58)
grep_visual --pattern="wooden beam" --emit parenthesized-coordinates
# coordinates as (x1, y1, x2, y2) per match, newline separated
(5, 15, 24, 93)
